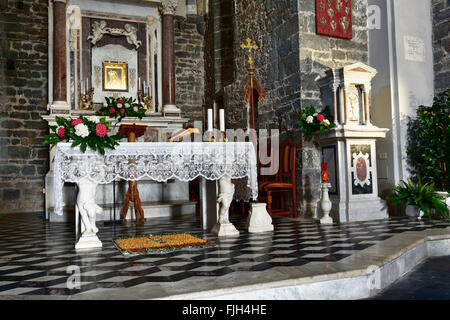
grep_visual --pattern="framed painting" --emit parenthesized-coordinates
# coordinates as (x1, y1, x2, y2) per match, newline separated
(103, 61, 128, 92)
(316, 0, 352, 39)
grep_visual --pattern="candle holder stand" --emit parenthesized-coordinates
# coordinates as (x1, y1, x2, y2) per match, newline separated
(79, 88, 94, 110)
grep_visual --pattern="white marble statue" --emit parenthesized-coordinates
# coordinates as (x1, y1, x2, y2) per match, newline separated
(217, 176, 234, 224)
(87, 20, 108, 46)
(123, 24, 142, 49)
(75, 177, 103, 249)
(211, 176, 240, 237)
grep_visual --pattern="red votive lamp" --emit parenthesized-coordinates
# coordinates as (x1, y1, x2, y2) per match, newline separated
(321, 162, 329, 183)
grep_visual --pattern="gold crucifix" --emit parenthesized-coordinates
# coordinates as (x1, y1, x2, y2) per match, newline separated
(240, 37, 258, 67)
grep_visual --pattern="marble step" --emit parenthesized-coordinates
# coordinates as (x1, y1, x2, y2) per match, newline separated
(49, 200, 197, 222)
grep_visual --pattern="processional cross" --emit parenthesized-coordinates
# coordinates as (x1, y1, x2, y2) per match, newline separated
(240, 37, 259, 142)
(240, 37, 259, 69)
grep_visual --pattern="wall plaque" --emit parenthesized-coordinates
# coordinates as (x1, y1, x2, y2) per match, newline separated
(316, 0, 352, 39)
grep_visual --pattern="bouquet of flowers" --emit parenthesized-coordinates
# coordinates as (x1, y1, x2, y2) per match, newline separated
(42, 116, 123, 155)
(96, 96, 146, 121)
(298, 106, 336, 139)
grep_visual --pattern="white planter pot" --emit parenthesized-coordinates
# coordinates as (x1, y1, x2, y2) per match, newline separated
(406, 205, 424, 220)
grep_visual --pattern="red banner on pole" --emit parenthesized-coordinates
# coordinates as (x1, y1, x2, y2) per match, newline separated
(316, 0, 352, 39)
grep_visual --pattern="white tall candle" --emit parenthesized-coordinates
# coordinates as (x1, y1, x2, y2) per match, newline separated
(207, 109, 213, 131)
(86, 78, 88, 91)
(143, 81, 146, 95)
(219, 109, 225, 131)
(138, 77, 141, 91)
(81, 79, 84, 94)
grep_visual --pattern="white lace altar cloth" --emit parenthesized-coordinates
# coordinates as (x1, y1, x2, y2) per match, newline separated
(53, 142, 258, 216)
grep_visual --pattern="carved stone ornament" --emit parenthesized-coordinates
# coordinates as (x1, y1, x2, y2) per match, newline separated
(160, 0, 178, 15)
(67, 6, 81, 51)
(87, 20, 142, 49)
(347, 85, 360, 122)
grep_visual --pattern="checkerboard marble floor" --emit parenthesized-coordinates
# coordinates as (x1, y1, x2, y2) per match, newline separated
(0, 212, 449, 297)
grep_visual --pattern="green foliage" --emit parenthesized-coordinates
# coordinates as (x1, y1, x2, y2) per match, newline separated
(42, 116, 124, 155)
(298, 105, 336, 139)
(387, 179, 449, 219)
(96, 96, 146, 121)
(406, 90, 449, 191)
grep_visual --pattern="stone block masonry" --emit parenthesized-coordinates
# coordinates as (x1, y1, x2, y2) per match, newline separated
(432, 0, 450, 94)
(0, 0, 49, 214)
(175, 15, 206, 124)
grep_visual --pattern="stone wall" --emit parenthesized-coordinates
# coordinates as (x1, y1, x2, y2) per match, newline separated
(432, 0, 450, 94)
(0, 0, 49, 214)
(174, 14, 206, 124)
(203, 0, 235, 113)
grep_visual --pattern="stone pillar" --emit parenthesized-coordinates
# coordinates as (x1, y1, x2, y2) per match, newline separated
(332, 84, 338, 124)
(51, 0, 70, 113)
(161, 0, 181, 117)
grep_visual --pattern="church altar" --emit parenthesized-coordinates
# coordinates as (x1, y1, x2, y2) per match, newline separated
(53, 141, 258, 249)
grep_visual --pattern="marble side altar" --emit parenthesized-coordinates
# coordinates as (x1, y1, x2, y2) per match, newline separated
(316, 62, 390, 222)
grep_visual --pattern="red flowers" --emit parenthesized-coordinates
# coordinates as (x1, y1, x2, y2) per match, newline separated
(108, 107, 116, 114)
(71, 118, 83, 126)
(118, 99, 124, 104)
(120, 108, 125, 115)
(316, 114, 325, 122)
(95, 123, 107, 138)
(57, 127, 65, 138)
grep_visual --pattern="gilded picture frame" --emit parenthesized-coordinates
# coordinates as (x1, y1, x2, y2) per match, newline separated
(103, 61, 128, 92)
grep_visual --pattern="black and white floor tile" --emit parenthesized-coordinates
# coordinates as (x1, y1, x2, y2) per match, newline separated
(0, 212, 449, 296)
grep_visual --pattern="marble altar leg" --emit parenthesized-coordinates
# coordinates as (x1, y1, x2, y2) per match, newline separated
(75, 177, 103, 250)
(200, 177, 217, 231)
(247, 203, 274, 233)
(211, 175, 240, 237)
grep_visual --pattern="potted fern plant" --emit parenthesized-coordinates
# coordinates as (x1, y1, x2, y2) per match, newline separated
(387, 179, 449, 220)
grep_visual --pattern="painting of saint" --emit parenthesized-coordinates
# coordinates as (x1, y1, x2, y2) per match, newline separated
(103, 62, 128, 92)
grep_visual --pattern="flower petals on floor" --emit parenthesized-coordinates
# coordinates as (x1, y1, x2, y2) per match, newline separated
(114, 233, 217, 256)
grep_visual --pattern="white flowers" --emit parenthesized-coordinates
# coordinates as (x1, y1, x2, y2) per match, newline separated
(306, 115, 314, 124)
(74, 123, 89, 138)
(133, 106, 138, 112)
(323, 119, 331, 126)
(117, 103, 123, 109)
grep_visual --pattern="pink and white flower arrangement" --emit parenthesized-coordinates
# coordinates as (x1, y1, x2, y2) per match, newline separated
(298, 106, 336, 139)
(43, 116, 124, 155)
(97, 96, 146, 121)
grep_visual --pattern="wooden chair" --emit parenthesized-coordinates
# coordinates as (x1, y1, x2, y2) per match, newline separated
(262, 138, 298, 218)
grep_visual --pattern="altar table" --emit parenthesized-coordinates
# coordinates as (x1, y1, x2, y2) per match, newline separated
(53, 142, 258, 248)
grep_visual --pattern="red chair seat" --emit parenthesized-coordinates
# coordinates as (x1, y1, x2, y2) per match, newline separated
(263, 182, 294, 191)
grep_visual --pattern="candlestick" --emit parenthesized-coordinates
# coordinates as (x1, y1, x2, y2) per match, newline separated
(219, 109, 225, 132)
(207, 109, 213, 131)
